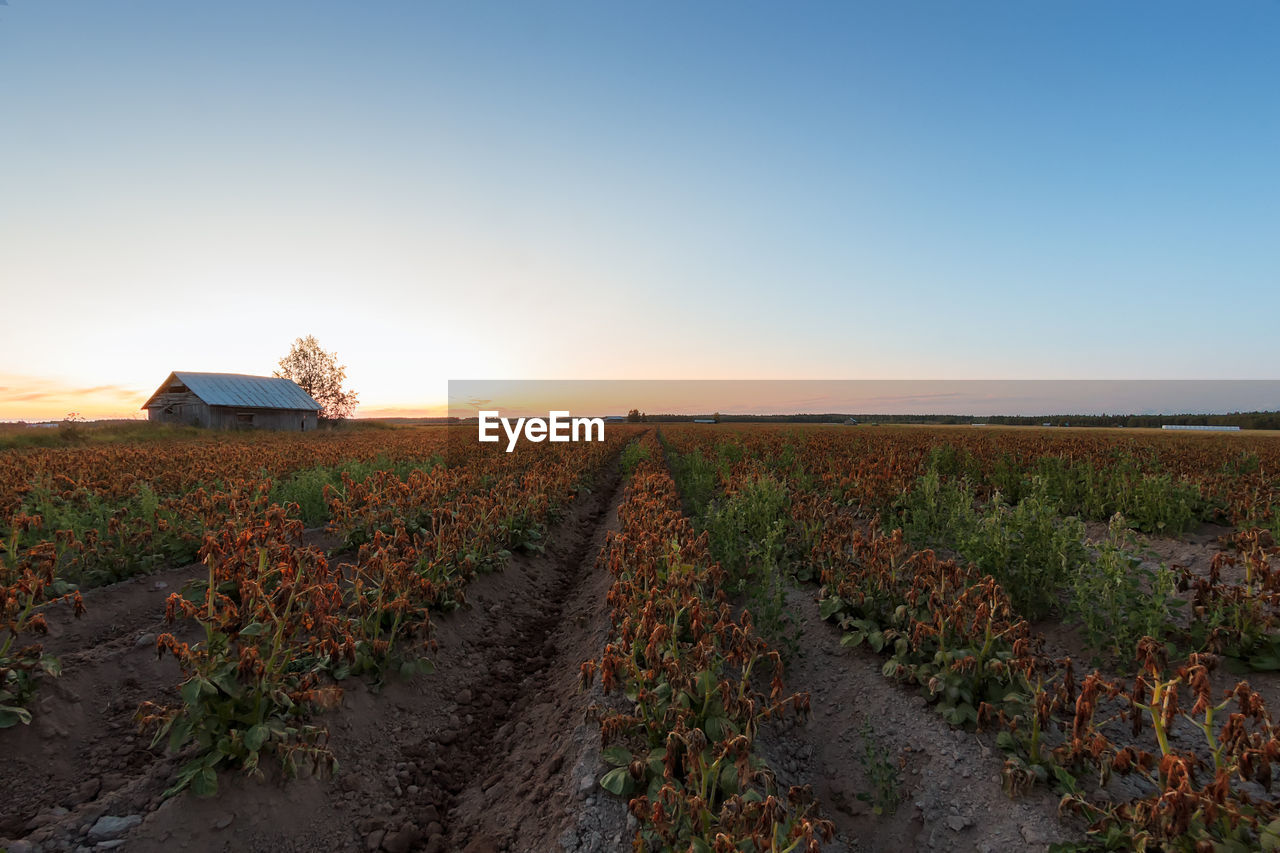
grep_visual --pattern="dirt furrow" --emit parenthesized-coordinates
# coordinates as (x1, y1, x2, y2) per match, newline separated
(1, 564, 208, 844)
(121, 459, 630, 853)
(0, 527, 347, 848)
(1, 461, 630, 853)
(756, 586, 1072, 853)
(441, 463, 631, 853)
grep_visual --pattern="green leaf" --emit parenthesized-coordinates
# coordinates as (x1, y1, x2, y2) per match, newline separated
(1052, 765, 1078, 794)
(238, 622, 268, 637)
(718, 761, 739, 794)
(1249, 653, 1280, 672)
(695, 670, 716, 695)
(191, 765, 218, 797)
(209, 667, 242, 699)
(1258, 818, 1280, 851)
(244, 724, 268, 753)
(164, 762, 201, 798)
(0, 705, 33, 727)
(180, 678, 203, 707)
(168, 718, 193, 753)
(818, 597, 842, 620)
(602, 746, 631, 767)
(599, 766, 632, 796)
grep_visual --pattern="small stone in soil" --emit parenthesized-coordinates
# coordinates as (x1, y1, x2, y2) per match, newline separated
(87, 815, 141, 841)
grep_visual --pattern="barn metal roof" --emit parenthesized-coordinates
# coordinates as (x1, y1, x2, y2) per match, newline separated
(142, 372, 321, 411)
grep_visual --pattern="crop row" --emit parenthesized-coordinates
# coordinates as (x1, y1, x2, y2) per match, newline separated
(0, 427, 452, 518)
(1, 430, 451, 588)
(582, 433, 832, 852)
(138, 432, 635, 795)
(2, 429, 638, 799)
(695, 425, 1280, 535)
(659, 425, 1280, 851)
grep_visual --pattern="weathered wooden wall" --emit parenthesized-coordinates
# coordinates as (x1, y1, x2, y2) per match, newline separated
(146, 398, 317, 431)
(146, 392, 212, 427)
(206, 407, 317, 431)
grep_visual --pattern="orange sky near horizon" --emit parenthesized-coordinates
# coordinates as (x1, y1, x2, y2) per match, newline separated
(4, 372, 1280, 424)
(4, 376, 1280, 423)
(0, 372, 456, 422)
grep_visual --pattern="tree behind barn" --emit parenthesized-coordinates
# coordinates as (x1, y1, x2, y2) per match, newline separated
(275, 336, 359, 421)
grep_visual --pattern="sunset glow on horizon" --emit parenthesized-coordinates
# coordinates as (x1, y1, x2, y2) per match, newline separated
(2, 2, 1277, 422)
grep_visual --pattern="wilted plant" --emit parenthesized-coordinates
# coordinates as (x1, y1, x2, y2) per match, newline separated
(1, 513, 84, 727)
(584, 440, 833, 850)
(138, 512, 346, 796)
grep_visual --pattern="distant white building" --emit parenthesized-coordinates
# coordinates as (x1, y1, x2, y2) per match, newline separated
(1161, 424, 1240, 431)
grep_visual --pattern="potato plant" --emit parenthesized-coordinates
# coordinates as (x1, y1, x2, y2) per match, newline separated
(660, 424, 1280, 851)
(0, 513, 84, 726)
(583, 436, 833, 851)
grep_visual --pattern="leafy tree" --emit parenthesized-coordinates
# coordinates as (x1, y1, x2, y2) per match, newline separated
(627, 408, 642, 423)
(275, 336, 359, 421)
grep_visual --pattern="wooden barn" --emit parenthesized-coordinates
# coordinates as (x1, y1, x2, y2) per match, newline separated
(142, 372, 321, 431)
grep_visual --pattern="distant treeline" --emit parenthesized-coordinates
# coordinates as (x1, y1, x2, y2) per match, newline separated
(969, 412, 1280, 430)
(356, 412, 1280, 430)
(636, 412, 1280, 429)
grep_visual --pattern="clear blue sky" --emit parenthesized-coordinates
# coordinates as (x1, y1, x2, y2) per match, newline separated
(1, 1, 1276, 418)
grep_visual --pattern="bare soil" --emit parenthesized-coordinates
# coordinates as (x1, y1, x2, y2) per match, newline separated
(0, 465, 630, 853)
(757, 587, 1072, 853)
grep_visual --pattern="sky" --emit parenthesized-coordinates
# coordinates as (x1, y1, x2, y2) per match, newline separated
(1, 1, 1277, 420)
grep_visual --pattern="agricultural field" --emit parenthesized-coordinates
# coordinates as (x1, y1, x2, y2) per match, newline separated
(3, 423, 1280, 852)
